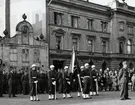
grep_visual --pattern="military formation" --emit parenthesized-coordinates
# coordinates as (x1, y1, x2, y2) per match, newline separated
(0, 61, 135, 101)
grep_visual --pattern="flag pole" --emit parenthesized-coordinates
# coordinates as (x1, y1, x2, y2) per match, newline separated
(48, 0, 53, 6)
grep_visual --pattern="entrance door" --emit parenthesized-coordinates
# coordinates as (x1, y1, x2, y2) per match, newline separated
(89, 59, 94, 67)
(53, 60, 64, 71)
(119, 62, 123, 69)
(102, 61, 107, 72)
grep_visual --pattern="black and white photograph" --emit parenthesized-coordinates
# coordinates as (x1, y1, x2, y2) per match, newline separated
(0, 0, 135, 105)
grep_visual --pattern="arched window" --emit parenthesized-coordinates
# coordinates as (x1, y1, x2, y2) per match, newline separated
(127, 39, 132, 54)
(119, 42, 124, 54)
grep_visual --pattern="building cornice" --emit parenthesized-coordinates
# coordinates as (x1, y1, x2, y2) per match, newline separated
(50, 0, 111, 16)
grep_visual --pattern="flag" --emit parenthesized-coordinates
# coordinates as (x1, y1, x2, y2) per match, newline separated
(69, 47, 80, 74)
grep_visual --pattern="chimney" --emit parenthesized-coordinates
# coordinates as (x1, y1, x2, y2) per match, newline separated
(5, 0, 10, 38)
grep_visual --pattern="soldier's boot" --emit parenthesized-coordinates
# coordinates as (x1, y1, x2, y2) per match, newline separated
(67, 94, 72, 98)
(30, 96, 33, 101)
(48, 95, 52, 100)
(36, 95, 40, 101)
(77, 92, 81, 97)
(52, 95, 55, 100)
(83, 94, 86, 99)
(63, 94, 66, 99)
(90, 92, 93, 96)
(86, 94, 90, 99)
(93, 92, 96, 96)
(33, 96, 36, 101)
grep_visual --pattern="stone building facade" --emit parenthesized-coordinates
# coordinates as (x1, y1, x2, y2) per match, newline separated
(0, 14, 48, 72)
(47, 0, 135, 70)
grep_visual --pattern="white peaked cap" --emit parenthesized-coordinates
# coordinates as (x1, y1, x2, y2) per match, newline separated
(84, 63, 89, 67)
(64, 66, 68, 69)
(80, 66, 84, 69)
(91, 65, 95, 68)
(50, 65, 55, 68)
(31, 64, 37, 68)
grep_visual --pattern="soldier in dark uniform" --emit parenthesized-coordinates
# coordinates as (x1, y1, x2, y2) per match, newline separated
(8, 68, 16, 97)
(38, 70, 46, 94)
(91, 65, 98, 96)
(0, 70, 3, 97)
(47, 65, 57, 100)
(77, 66, 85, 97)
(57, 69, 63, 94)
(29, 64, 39, 101)
(81, 63, 92, 99)
(21, 71, 29, 95)
(119, 61, 131, 100)
(62, 66, 72, 98)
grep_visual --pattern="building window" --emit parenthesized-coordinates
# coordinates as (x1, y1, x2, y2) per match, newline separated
(34, 49, 40, 63)
(72, 38, 78, 51)
(22, 49, 29, 62)
(102, 40, 107, 53)
(119, 22, 125, 31)
(54, 12, 63, 25)
(128, 26, 134, 35)
(88, 19, 94, 30)
(127, 40, 132, 54)
(119, 42, 124, 54)
(87, 39, 94, 52)
(71, 16, 79, 28)
(101, 21, 108, 32)
(10, 48, 17, 62)
(56, 36, 61, 50)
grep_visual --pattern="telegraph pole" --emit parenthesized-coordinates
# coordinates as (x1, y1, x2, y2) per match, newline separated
(5, 0, 10, 38)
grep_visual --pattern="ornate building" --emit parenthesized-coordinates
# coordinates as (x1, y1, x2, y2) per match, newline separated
(0, 14, 48, 72)
(47, 0, 135, 70)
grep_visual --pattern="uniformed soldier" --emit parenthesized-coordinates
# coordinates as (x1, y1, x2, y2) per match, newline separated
(57, 69, 63, 94)
(8, 68, 16, 97)
(29, 64, 40, 101)
(77, 66, 85, 97)
(118, 61, 131, 100)
(47, 65, 57, 100)
(81, 63, 92, 99)
(62, 66, 72, 99)
(0, 70, 3, 97)
(21, 71, 29, 95)
(91, 65, 98, 96)
(38, 70, 46, 94)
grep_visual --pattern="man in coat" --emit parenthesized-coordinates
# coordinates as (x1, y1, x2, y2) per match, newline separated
(119, 61, 131, 100)
(8, 68, 16, 97)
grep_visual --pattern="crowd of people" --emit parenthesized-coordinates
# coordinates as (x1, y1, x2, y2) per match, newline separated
(0, 62, 135, 101)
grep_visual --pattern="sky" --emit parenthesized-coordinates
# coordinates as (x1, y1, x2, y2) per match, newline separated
(0, 0, 135, 37)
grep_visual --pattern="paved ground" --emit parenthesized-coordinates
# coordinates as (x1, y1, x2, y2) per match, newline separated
(0, 91, 135, 105)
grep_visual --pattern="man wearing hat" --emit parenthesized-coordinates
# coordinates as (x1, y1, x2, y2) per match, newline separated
(62, 66, 72, 99)
(91, 65, 98, 96)
(29, 64, 40, 101)
(81, 63, 92, 99)
(119, 61, 131, 100)
(47, 65, 57, 100)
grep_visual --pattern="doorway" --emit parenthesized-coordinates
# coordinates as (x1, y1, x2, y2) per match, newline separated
(89, 59, 94, 67)
(102, 61, 107, 72)
(53, 60, 64, 71)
